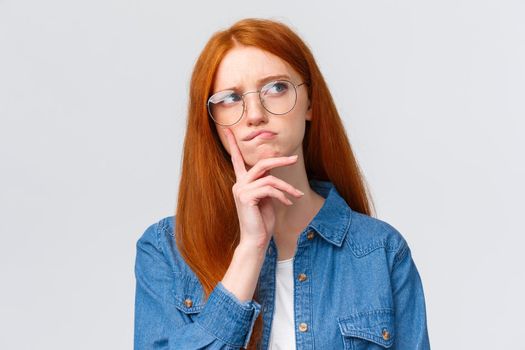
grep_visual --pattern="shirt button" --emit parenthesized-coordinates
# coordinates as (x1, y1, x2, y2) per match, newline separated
(184, 298, 193, 308)
(298, 273, 307, 282)
(382, 329, 390, 340)
(298, 322, 308, 332)
(307, 231, 315, 240)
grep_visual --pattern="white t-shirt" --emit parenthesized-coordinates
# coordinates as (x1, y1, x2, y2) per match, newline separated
(268, 257, 296, 350)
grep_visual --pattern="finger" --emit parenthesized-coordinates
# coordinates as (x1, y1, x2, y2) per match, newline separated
(243, 185, 293, 206)
(223, 128, 247, 177)
(248, 175, 304, 198)
(244, 155, 299, 183)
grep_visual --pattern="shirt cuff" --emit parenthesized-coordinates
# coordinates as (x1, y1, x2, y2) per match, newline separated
(195, 281, 261, 348)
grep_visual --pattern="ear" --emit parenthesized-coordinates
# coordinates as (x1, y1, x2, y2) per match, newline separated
(305, 99, 312, 121)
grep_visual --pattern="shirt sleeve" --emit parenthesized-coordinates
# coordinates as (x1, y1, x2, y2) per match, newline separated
(391, 240, 431, 349)
(134, 221, 261, 350)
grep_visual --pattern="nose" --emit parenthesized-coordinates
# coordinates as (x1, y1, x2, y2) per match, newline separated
(243, 91, 268, 125)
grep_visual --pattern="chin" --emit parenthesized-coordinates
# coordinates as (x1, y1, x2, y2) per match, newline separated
(257, 148, 285, 160)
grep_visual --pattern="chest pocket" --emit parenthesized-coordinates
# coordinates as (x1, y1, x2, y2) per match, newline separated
(172, 274, 206, 316)
(337, 309, 395, 349)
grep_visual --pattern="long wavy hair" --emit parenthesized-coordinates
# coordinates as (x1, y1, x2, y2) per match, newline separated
(175, 17, 375, 349)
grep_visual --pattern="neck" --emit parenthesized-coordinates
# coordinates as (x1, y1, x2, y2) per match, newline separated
(266, 150, 325, 240)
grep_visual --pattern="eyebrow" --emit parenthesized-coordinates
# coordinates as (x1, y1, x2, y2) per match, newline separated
(217, 74, 292, 92)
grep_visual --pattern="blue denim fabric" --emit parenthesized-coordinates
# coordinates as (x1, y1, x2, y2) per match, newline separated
(134, 179, 430, 349)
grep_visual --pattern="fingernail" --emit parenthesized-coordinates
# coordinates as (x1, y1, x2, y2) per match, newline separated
(297, 190, 304, 196)
(289, 155, 298, 159)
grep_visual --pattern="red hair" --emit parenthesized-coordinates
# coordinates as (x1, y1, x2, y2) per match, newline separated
(175, 18, 375, 349)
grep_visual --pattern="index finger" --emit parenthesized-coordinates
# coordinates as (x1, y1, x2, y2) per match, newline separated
(223, 128, 247, 177)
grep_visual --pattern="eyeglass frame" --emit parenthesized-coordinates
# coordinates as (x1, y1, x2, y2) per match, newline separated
(206, 79, 309, 127)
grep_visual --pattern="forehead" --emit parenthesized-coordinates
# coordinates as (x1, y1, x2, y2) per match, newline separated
(213, 45, 298, 91)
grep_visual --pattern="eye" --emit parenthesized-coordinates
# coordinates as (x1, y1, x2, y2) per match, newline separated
(262, 81, 289, 96)
(209, 90, 242, 106)
(222, 93, 242, 105)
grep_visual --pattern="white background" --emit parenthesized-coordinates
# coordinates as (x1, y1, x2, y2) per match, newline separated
(1, 0, 524, 349)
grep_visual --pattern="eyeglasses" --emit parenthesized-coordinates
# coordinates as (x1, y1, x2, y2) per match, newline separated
(207, 79, 307, 126)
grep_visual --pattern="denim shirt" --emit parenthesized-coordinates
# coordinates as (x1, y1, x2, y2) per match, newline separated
(134, 180, 430, 349)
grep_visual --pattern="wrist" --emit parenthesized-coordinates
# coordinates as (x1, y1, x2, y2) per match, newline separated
(236, 239, 269, 259)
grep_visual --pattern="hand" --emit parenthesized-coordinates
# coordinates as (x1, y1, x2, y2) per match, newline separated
(223, 128, 304, 250)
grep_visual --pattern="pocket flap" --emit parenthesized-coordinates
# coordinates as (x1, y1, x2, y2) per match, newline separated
(171, 274, 206, 314)
(337, 308, 395, 348)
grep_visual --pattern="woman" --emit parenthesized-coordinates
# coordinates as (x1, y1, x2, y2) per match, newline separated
(134, 18, 430, 350)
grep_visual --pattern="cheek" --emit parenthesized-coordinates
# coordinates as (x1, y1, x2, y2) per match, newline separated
(219, 131, 228, 152)
(216, 127, 243, 156)
(213, 127, 229, 154)
(287, 114, 307, 140)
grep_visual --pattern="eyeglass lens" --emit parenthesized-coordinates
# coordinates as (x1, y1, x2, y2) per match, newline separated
(207, 80, 298, 126)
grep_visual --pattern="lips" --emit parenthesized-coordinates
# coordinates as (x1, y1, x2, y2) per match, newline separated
(243, 130, 277, 141)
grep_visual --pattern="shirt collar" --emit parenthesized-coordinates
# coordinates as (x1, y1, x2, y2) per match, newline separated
(307, 179, 353, 247)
